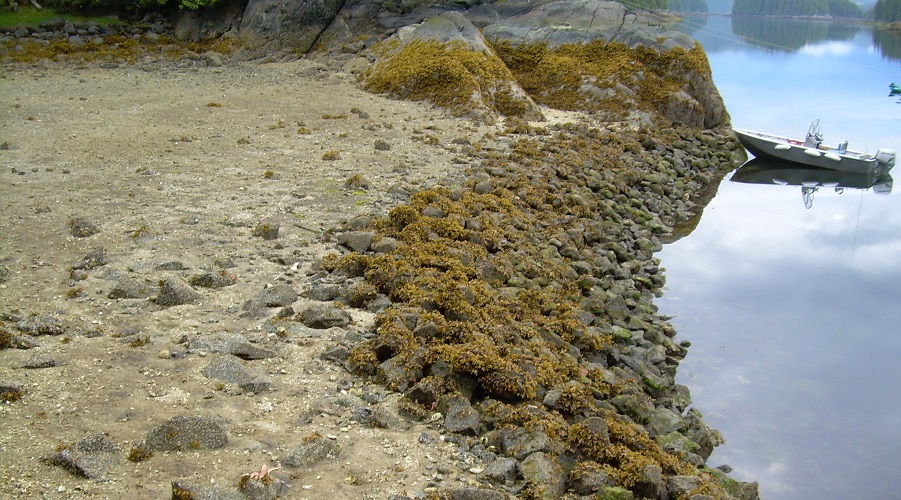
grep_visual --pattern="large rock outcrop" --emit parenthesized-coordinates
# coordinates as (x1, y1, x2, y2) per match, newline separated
(172, 0, 729, 128)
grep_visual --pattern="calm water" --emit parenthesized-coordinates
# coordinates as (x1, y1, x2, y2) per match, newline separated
(661, 16, 901, 499)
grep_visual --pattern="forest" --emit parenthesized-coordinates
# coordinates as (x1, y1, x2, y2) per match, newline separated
(667, 0, 709, 13)
(732, 0, 864, 17)
(874, 0, 901, 21)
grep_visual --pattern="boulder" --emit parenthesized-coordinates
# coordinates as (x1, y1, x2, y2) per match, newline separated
(154, 276, 201, 307)
(283, 433, 340, 467)
(238, 0, 345, 58)
(144, 416, 228, 451)
(360, 11, 544, 124)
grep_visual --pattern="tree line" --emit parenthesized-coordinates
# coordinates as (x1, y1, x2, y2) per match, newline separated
(874, 0, 901, 22)
(732, 0, 863, 18)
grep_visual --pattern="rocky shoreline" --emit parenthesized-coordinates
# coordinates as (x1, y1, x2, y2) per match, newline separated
(2, 6, 757, 499)
(310, 121, 756, 498)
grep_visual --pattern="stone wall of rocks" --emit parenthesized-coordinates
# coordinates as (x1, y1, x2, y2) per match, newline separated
(307, 121, 758, 498)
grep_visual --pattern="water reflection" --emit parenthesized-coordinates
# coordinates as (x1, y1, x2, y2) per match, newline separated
(678, 14, 901, 63)
(666, 14, 901, 500)
(731, 16, 858, 52)
(872, 28, 901, 61)
(731, 157, 893, 209)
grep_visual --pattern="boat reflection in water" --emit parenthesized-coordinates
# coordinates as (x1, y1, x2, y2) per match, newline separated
(731, 157, 893, 209)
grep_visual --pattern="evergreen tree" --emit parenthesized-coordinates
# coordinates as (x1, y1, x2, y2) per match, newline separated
(874, 0, 901, 21)
(668, 0, 709, 12)
(733, 0, 863, 17)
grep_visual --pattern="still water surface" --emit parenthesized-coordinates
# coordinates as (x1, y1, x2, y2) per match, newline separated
(661, 16, 901, 499)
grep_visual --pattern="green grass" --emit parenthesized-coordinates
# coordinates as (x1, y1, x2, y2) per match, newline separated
(0, 6, 120, 30)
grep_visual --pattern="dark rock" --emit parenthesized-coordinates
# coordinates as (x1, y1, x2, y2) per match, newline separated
(443, 396, 480, 435)
(108, 277, 154, 299)
(202, 355, 271, 393)
(334, 392, 367, 408)
(214, 256, 237, 269)
(480, 457, 519, 484)
(304, 283, 341, 301)
(242, 284, 298, 317)
(45, 448, 114, 480)
(473, 179, 493, 194)
(681, 408, 724, 460)
(155, 260, 187, 271)
(248, 284, 298, 307)
(707, 467, 760, 499)
(631, 464, 664, 499)
(375, 354, 422, 392)
(188, 271, 237, 289)
(0, 382, 25, 403)
(444, 487, 511, 500)
(283, 433, 340, 467)
(69, 217, 99, 237)
(320, 345, 349, 362)
(343, 215, 373, 230)
(144, 415, 228, 451)
(520, 451, 565, 499)
(370, 236, 398, 253)
(0, 265, 9, 284)
(596, 486, 635, 499)
(666, 475, 702, 498)
(72, 247, 107, 270)
(252, 221, 280, 239)
(229, 342, 277, 360)
(238, 473, 289, 499)
(187, 332, 252, 355)
(337, 231, 374, 253)
(570, 416, 610, 452)
(296, 303, 351, 329)
(491, 427, 551, 460)
(646, 406, 684, 437)
(654, 431, 703, 466)
(44, 433, 119, 479)
(22, 353, 56, 368)
(406, 377, 441, 406)
(238, 0, 343, 58)
(154, 276, 201, 307)
(75, 433, 119, 453)
(371, 406, 407, 430)
(16, 314, 65, 336)
(171, 481, 243, 500)
(569, 462, 614, 494)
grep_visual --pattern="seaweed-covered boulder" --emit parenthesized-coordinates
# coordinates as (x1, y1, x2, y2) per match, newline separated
(361, 11, 544, 124)
(461, 0, 729, 128)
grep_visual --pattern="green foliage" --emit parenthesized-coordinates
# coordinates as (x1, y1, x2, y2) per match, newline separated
(874, 0, 901, 21)
(0, 6, 118, 29)
(733, 0, 863, 17)
(622, 0, 668, 9)
(667, 0, 708, 12)
(828, 0, 864, 17)
(2, 0, 221, 15)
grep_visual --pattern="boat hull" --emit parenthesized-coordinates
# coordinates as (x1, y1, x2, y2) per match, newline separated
(734, 129, 890, 174)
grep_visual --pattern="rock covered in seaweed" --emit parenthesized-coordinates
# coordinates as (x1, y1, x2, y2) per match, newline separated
(316, 122, 756, 498)
(360, 11, 544, 125)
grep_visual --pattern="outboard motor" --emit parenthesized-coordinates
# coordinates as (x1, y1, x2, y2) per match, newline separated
(875, 149, 896, 169)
